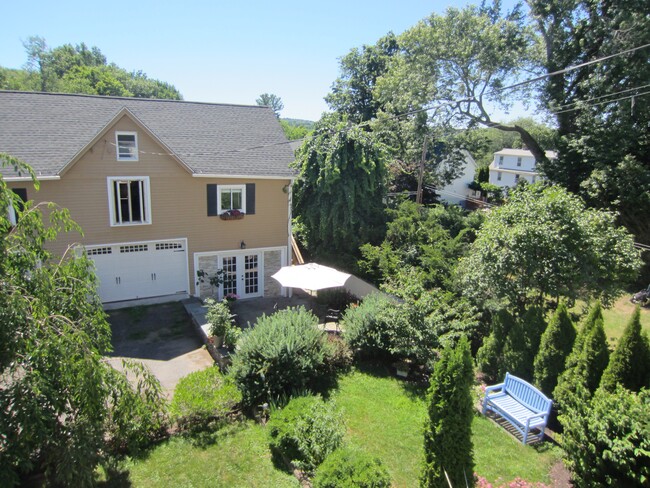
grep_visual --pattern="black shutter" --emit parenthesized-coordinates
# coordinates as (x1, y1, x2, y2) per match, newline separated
(246, 183, 255, 215)
(13, 188, 27, 211)
(207, 184, 218, 216)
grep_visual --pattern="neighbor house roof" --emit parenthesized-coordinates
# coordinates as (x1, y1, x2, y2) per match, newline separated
(494, 148, 557, 159)
(0, 91, 295, 179)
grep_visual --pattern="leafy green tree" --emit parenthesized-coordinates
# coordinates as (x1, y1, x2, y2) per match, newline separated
(459, 185, 641, 312)
(5, 37, 182, 100)
(533, 302, 576, 395)
(358, 200, 483, 289)
(326, 32, 399, 123)
(421, 337, 474, 488)
(0, 155, 167, 486)
(256, 93, 284, 117)
(280, 119, 311, 141)
(292, 113, 388, 267)
(377, 2, 548, 164)
(559, 385, 650, 487)
(528, 0, 650, 281)
(600, 306, 650, 392)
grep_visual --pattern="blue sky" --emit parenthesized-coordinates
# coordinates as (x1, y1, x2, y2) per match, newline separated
(1, 0, 523, 121)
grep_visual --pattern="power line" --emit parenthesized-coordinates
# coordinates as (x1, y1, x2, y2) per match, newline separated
(106, 42, 650, 159)
(500, 42, 650, 92)
(553, 83, 650, 111)
(551, 90, 650, 115)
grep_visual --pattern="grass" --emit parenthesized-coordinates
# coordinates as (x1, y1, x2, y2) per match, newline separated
(571, 294, 650, 345)
(119, 422, 298, 487)
(118, 367, 561, 487)
(332, 366, 562, 487)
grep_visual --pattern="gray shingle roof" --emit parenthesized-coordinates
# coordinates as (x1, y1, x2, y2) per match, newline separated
(0, 91, 295, 178)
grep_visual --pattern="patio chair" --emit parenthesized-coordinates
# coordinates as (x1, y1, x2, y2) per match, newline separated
(325, 308, 341, 333)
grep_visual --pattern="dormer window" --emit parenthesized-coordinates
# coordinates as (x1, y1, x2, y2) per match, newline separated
(498, 156, 504, 166)
(517, 157, 522, 167)
(116, 132, 138, 161)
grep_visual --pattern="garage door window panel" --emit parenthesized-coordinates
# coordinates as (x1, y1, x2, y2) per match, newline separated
(108, 177, 151, 226)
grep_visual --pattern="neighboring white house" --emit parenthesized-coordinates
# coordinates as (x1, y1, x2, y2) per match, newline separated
(437, 151, 480, 207)
(488, 148, 556, 188)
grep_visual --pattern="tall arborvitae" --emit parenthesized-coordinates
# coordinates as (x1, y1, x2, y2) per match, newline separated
(533, 302, 576, 395)
(476, 309, 514, 382)
(421, 337, 474, 488)
(600, 306, 650, 392)
(554, 301, 609, 411)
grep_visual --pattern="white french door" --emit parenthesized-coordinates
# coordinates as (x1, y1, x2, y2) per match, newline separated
(220, 252, 262, 299)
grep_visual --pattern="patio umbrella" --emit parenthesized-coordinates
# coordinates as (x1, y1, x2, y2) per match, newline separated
(271, 263, 351, 291)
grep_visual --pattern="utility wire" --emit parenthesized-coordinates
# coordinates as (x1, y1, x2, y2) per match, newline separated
(551, 90, 650, 115)
(105, 42, 650, 159)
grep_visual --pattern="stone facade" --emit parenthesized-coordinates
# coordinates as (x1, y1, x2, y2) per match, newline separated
(264, 249, 283, 297)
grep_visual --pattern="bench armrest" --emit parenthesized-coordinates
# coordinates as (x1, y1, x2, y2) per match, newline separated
(484, 382, 505, 395)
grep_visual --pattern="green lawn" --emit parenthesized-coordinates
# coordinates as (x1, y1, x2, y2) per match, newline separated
(118, 422, 298, 488)
(333, 368, 561, 487)
(571, 294, 650, 346)
(117, 367, 561, 487)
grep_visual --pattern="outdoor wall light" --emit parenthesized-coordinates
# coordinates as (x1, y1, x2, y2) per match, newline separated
(282, 183, 290, 194)
(240, 240, 246, 249)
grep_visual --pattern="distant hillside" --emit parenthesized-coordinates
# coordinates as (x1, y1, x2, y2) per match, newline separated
(0, 37, 182, 100)
(282, 118, 315, 128)
(280, 118, 314, 141)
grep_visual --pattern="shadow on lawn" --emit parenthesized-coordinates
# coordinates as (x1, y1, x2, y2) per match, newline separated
(354, 360, 429, 401)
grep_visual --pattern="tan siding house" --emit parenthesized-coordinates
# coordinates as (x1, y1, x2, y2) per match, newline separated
(0, 91, 295, 305)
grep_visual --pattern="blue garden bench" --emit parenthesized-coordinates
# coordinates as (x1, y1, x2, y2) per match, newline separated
(482, 372, 552, 445)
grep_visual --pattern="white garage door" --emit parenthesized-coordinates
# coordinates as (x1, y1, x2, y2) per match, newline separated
(87, 239, 188, 303)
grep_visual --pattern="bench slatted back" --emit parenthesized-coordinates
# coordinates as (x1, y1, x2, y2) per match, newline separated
(504, 373, 552, 414)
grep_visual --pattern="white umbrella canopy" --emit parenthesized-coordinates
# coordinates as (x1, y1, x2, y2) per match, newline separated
(271, 263, 351, 291)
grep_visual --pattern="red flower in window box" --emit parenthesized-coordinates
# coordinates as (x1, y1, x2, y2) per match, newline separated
(220, 209, 245, 220)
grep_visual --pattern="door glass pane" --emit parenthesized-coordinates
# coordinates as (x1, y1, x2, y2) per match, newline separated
(222, 256, 237, 296)
(244, 254, 258, 295)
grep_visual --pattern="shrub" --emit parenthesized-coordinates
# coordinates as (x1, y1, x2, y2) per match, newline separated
(170, 366, 242, 430)
(600, 306, 650, 392)
(560, 385, 650, 487)
(205, 298, 240, 347)
(342, 292, 398, 360)
(105, 360, 169, 455)
(229, 307, 330, 407)
(313, 446, 391, 488)
(533, 302, 576, 396)
(324, 334, 353, 374)
(268, 395, 345, 474)
(422, 336, 475, 488)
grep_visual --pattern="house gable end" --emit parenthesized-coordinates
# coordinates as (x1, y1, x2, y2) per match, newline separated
(59, 107, 193, 178)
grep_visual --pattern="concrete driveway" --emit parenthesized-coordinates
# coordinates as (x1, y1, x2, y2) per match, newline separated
(105, 301, 214, 398)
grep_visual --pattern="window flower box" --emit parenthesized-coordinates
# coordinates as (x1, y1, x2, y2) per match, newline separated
(220, 209, 245, 220)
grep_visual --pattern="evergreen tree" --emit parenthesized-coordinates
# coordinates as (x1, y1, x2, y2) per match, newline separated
(554, 302, 609, 411)
(533, 302, 576, 395)
(421, 337, 474, 488)
(476, 309, 514, 382)
(600, 306, 650, 392)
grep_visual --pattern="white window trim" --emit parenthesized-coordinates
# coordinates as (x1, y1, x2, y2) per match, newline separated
(115, 131, 139, 161)
(107, 176, 152, 226)
(217, 184, 246, 214)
